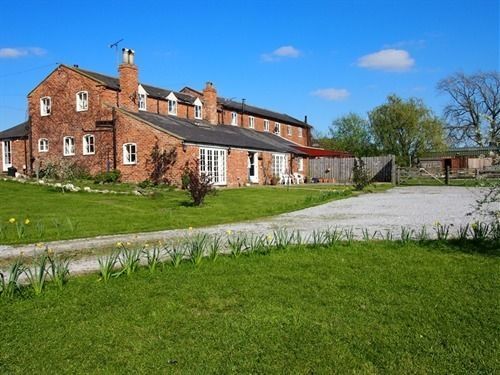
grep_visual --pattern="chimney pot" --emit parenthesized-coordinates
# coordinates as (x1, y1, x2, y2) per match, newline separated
(121, 48, 135, 65)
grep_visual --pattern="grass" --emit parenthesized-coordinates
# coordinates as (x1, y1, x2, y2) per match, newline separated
(0, 180, 388, 245)
(0, 240, 498, 373)
(400, 177, 500, 187)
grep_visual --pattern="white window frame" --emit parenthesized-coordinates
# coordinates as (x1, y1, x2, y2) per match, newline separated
(138, 93, 147, 111)
(2, 141, 12, 172)
(63, 136, 75, 156)
(248, 116, 255, 129)
(274, 122, 281, 135)
(287, 125, 292, 136)
(272, 153, 287, 177)
(194, 98, 203, 119)
(38, 138, 49, 153)
(40, 97, 51, 116)
(298, 127, 303, 138)
(167, 92, 178, 115)
(264, 119, 270, 132)
(231, 112, 238, 126)
(123, 143, 137, 165)
(297, 157, 304, 172)
(83, 134, 95, 155)
(76, 91, 88, 112)
(199, 147, 227, 185)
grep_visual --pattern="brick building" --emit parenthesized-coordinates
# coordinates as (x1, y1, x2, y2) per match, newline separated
(1, 48, 333, 186)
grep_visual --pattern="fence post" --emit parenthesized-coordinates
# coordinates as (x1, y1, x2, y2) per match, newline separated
(445, 165, 450, 185)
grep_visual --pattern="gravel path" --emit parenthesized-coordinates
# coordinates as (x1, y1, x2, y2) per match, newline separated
(1, 186, 496, 274)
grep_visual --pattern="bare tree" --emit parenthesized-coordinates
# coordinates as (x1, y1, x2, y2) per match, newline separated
(438, 71, 500, 147)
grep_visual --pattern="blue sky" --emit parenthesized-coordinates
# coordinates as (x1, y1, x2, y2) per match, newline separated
(0, 0, 498, 134)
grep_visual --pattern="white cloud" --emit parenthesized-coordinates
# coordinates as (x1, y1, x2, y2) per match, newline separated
(311, 88, 350, 101)
(261, 45, 300, 62)
(0, 47, 47, 58)
(357, 49, 415, 72)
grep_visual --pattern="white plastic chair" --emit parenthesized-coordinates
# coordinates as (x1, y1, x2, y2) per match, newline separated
(293, 173, 304, 184)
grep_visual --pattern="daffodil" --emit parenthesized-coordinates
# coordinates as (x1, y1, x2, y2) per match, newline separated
(188, 227, 193, 231)
(24, 218, 30, 225)
(144, 243, 149, 248)
(36, 242, 44, 248)
(8, 218, 16, 224)
(226, 229, 232, 235)
(116, 242, 123, 248)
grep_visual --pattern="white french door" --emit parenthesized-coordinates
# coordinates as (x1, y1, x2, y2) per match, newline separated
(2, 141, 12, 172)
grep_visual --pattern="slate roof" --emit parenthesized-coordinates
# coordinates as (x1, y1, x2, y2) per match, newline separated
(69, 66, 310, 127)
(421, 146, 500, 158)
(125, 110, 306, 155)
(219, 98, 311, 129)
(69, 66, 196, 104)
(0, 121, 29, 140)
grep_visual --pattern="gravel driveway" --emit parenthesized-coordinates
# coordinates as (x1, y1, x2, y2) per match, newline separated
(0, 186, 496, 274)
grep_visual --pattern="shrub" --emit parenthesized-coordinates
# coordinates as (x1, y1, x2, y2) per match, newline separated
(39, 160, 90, 181)
(352, 157, 370, 190)
(94, 170, 121, 184)
(182, 160, 215, 206)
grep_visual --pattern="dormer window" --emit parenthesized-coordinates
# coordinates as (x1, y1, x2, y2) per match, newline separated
(167, 92, 178, 115)
(194, 98, 203, 119)
(264, 119, 270, 132)
(249, 116, 255, 129)
(287, 125, 292, 136)
(138, 85, 147, 111)
(76, 91, 88, 112)
(274, 122, 281, 135)
(231, 112, 238, 125)
(40, 97, 51, 116)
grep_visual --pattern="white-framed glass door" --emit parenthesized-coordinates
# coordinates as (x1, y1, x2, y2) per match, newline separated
(248, 152, 259, 183)
(2, 141, 12, 172)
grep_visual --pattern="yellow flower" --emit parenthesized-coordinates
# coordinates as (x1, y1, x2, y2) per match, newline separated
(8, 218, 16, 224)
(226, 229, 232, 235)
(144, 243, 149, 248)
(24, 218, 30, 225)
(471, 222, 478, 230)
(433, 221, 440, 227)
(47, 248, 54, 255)
(188, 226, 193, 231)
(36, 242, 44, 248)
(126, 241, 131, 246)
(116, 242, 123, 248)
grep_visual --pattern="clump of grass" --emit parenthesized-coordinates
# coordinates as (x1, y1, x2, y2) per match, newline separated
(35, 221, 45, 239)
(433, 222, 450, 241)
(400, 226, 414, 244)
(15, 221, 26, 240)
(342, 227, 354, 244)
(143, 244, 162, 273)
(47, 250, 71, 290)
(309, 229, 328, 247)
(456, 224, 470, 241)
(208, 234, 222, 261)
(228, 233, 247, 257)
(66, 217, 79, 233)
(168, 242, 185, 268)
(0, 223, 7, 240)
(0, 257, 25, 298)
(117, 246, 141, 276)
(416, 226, 429, 242)
(97, 251, 119, 283)
(247, 234, 268, 255)
(24, 252, 50, 296)
(273, 228, 294, 250)
(470, 221, 490, 241)
(187, 233, 209, 267)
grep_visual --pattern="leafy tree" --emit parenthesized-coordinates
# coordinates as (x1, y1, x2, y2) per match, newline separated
(369, 95, 445, 166)
(328, 113, 376, 156)
(352, 158, 370, 190)
(438, 72, 500, 146)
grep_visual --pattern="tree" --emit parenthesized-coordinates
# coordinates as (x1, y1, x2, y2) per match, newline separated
(328, 113, 376, 156)
(182, 160, 215, 206)
(437, 71, 500, 146)
(369, 95, 445, 166)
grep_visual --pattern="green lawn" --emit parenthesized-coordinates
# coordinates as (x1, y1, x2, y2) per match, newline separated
(0, 180, 376, 245)
(0, 241, 498, 373)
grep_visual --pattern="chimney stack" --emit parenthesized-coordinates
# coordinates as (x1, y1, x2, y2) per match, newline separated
(203, 82, 218, 125)
(304, 115, 308, 124)
(118, 48, 138, 112)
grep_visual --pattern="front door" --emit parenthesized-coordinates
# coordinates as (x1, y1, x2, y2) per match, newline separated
(2, 141, 12, 172)
(248, 152, 258, 183)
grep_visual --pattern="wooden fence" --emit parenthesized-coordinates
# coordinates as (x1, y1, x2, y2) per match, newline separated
(308, 155, 396, 183)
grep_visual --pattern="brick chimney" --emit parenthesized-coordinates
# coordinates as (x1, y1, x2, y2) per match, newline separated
(203, 82, 218, 125)
(118, 48, 138, 112)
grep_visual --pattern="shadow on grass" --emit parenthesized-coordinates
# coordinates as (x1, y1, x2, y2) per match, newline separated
(422, 239, 500, 257)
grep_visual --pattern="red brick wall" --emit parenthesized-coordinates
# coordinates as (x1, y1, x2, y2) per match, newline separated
(29, 66, 115, 175)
